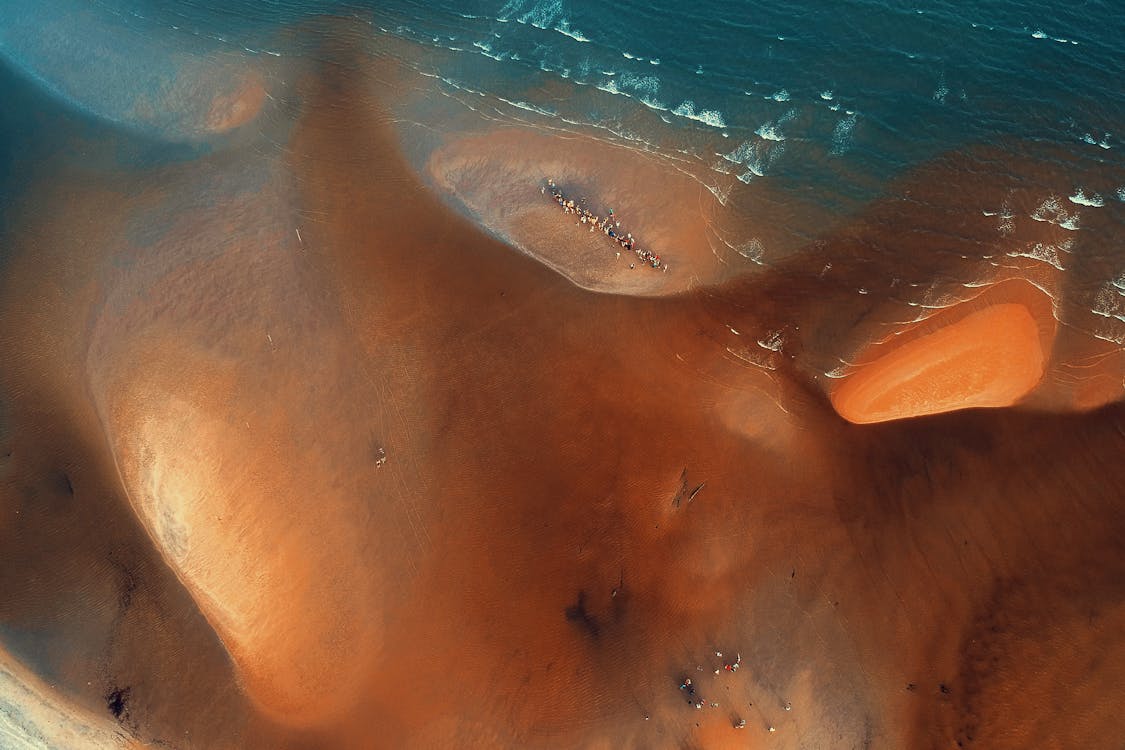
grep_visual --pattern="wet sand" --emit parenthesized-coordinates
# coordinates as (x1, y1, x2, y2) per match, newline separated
(426, 127, 738, 296)
(0, 28, 1123, 750)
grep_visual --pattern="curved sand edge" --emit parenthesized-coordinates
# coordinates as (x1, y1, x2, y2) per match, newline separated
(426, 127, 744, 297)
(831, 303, 1047, 424)
(0, 649, 139, 749)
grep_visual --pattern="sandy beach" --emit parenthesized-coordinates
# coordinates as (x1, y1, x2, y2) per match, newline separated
(426, 127, 740, 296)
(0, 24, 1122, 750)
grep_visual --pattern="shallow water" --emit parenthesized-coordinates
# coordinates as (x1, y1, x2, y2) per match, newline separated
(0, 2, 1123, 749)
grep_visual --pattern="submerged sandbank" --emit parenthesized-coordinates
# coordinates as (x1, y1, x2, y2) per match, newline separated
(426, 127, 744, 296)
(0, 21, 1121, 750)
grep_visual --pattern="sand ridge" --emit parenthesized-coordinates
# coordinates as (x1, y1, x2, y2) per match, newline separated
(0, 23, 1121, 749)
(830, 302, 1046, 423)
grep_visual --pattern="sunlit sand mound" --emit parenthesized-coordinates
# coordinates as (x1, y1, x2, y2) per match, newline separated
(427, 127, 738, 296)
(109, 381, 372, 726)
(91, 300, 383, 729)
(1, 31, 1122, 749)
(831, 303, 1046, 423)
(66, 143, 387, 727)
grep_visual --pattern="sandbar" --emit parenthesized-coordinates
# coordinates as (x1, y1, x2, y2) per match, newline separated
(831, 303, 1046, 423)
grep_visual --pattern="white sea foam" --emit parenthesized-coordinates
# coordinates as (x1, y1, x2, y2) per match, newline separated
(1030, 196, 1081, 231)
(757, 330, 785, 352)
(470, 40, 510, 61)
(1117, 187, 1125, 202)
(553, 20, 589, 42)
(1069, 188, 1105, 207)
(649, 58, 660, 65)
(754, 108, 797, 142)
(516, 0, 563, 29)
(710, 158, 735, 175)
(619, 72, 660, 96)
(1092, 284, 1125, 322)
(1081, 132, 1113, 149)
(736, 238, 766, 264)
(933, 73, 949, 103)
(594, 73, 666, 112)
(1007, 238, 1072, 270)
(1031, 29, 1078, 44)
(724, 137, 782, 179)
(722, 140, 755, 164)
(768, 89, 790, 102)
(1091, 329, 1125, 345)
(496, 96, 556, 117)
(982, 197, 1017, 235)
(672, 100, 726, 128)
(755, 123, 785, 141)
(830, 112, 858, 155)
(820, 90, 834, 100)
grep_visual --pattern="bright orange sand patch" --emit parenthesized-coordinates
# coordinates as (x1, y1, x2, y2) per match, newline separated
(832, 303, 1046, 423)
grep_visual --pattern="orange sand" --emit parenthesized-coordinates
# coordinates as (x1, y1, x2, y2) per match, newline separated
(0, 26, 1121, 750)
(831, 304, 1047, 423)
(426, 128, 739, 296)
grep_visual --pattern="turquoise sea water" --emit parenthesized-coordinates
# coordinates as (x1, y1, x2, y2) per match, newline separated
(1, 0, 1122, 341)
(3, 0, 1121, 171)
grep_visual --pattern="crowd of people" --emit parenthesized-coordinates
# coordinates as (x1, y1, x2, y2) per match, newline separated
(679, 651, 748, 728)
(542, 179, 665, 271)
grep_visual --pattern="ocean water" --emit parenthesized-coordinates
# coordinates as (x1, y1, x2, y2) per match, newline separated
(5, 0, 1121, 172)
(2, 0, 1121, 350)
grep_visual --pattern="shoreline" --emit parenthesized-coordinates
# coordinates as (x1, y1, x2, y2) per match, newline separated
(425, 126, 747, 297)
(0, 18, 1120, 749)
